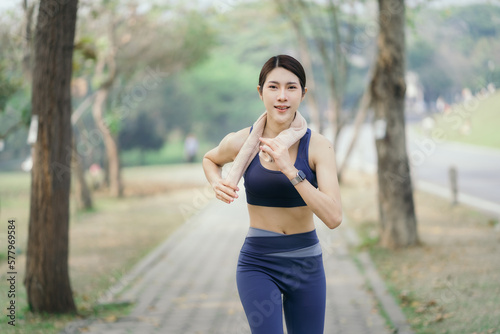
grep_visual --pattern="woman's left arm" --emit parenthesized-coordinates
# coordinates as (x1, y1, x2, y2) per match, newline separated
(260, 133, 342, 229)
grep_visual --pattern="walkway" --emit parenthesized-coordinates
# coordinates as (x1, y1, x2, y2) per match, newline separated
(63, 191, 407, 334)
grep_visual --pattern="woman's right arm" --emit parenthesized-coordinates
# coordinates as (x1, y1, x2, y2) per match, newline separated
(202, 127, 250, 204)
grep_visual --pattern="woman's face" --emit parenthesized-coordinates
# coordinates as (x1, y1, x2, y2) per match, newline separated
(258, 67, 307, 124)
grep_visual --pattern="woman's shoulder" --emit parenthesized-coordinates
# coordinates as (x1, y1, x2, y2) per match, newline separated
(308, 129, 335, 167)
(308, 129, 333, 150)
(227, 126, 251, 147)
(219, 126, 251, 159)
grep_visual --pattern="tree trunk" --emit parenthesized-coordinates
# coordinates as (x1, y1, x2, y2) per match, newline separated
(21, 0, 36, 81)
(92, 88, 123, 197)
(327, 0, 347, 149)
(369, 0, 418, 248)
(72, 136, 93, 210)
(295, 26, 322, 134)
(331, 92, 343, 149)
(25, 0, 78, 313)
(337, 88, 371, 183)
(71, 94, 95, 208)
(90, 22, 122, 197)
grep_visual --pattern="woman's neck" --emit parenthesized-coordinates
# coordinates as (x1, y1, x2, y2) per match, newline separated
(263, 123, 288, 138)
(263, 113, 295, 138)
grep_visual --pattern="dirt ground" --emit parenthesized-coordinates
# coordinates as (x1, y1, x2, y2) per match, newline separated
(339, 170, 500, 334)
(0, 164, 212, 333)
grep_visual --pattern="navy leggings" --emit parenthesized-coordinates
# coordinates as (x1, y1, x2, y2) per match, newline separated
(236, 228, 326, 334)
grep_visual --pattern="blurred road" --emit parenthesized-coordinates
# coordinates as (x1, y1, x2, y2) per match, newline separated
(336, 123, 500, 215)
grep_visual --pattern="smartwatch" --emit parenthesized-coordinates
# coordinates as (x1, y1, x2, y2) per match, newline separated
(290, 170, 306, 186)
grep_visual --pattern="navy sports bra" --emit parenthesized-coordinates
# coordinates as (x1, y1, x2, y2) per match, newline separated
(243, 128, 318, 207)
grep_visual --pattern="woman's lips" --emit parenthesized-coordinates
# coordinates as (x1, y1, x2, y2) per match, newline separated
(275, 105, 290, 112)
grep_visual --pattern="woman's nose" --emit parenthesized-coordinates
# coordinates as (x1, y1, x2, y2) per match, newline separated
(277, 89, 287, 101)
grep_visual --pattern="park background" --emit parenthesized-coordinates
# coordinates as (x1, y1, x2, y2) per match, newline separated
(0, 0, 499, 333)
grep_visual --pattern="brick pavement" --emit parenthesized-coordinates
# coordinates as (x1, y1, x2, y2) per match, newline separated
(62, 191, 401, 334)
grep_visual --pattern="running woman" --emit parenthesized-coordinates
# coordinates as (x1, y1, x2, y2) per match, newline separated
(203, 54, 342, 334)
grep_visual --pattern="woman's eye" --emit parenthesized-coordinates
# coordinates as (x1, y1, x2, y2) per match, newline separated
(289, 86, 297, 90)
(269, 85, 277, 89)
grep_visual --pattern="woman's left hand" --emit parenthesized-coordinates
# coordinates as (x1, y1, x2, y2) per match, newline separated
(259, 137, 296, 178)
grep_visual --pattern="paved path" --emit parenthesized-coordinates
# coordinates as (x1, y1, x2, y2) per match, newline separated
(63, 192, 400, 334)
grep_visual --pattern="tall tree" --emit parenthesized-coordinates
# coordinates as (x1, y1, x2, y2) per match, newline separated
(24, 0, 79, 313)
(71, 93, 98, 210)
(273, 0, 323, 133)
(78, 1, 214, 197)
(369, 0, 418, 248)
(72, 134, 93, 210)
(295, 0, 355, 145)
(275, 0, 366, 151)
(336, 86, 371, 182)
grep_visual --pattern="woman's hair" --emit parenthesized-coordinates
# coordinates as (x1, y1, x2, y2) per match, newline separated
(258, 55, 306, 95)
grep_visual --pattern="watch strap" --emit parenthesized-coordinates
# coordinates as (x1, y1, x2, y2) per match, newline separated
(290, 170, 306, 186)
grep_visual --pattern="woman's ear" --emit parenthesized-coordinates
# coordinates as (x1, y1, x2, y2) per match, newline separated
(301, 87, 308, 101)
(257, 85, 263, 100)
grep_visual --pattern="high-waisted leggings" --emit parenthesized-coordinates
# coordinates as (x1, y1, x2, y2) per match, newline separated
(236, 227, 326, 334)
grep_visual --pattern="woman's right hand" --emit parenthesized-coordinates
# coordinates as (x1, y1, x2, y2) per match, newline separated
(212, 179, 239, 204)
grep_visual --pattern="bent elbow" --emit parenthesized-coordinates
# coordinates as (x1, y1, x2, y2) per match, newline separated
(325, 214, 342, 230)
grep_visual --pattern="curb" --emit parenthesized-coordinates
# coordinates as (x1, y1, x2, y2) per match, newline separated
(415, 180, 500, 218)
(358, 252, 414, 334)
(341, 224, 414, 334)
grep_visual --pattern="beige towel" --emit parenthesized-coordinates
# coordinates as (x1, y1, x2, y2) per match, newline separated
(225, 111, 307, 187)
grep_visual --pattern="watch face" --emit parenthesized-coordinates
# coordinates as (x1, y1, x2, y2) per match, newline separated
(298, 170, 306, 180)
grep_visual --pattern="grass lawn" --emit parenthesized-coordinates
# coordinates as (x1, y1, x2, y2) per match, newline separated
(417, 91, 500, 150)
(120, 137, 215, 167)
(341, 170, 500, 334)
(0, 163, 210, 334)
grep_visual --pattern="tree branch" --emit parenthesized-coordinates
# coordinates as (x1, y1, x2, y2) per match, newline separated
(71, 92, 96, 124)
(0, 120, 24, 140)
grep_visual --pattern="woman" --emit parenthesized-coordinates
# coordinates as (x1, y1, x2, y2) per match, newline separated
(203, 55, 342, 334)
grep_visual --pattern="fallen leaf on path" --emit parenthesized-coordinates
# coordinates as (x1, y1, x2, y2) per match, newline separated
(415, 306, 426, 314)
(433, 313, 453, 322)
(426, 299, 437, 307)
(104, 315, 117, 323)
(411, 301, 421, 308)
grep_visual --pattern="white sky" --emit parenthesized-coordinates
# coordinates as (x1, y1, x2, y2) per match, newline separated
(0, 0, 18, 12)
(0, 0, 496, 14)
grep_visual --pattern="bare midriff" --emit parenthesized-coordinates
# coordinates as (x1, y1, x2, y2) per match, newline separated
(247, 204, 315, 235)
